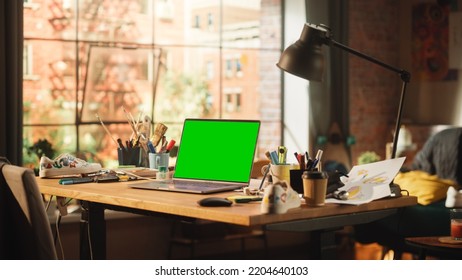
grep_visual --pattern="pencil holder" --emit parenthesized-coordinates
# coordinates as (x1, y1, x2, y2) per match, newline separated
(290, 169, 304, 194)
(118, 147, 145, 167)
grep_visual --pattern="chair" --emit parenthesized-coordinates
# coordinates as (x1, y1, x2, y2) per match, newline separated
(0, 157, 57, 259)
(353, 128, 462, 259)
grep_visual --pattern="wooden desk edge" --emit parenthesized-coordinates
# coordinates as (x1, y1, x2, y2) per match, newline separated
(37, 178, 417, 227)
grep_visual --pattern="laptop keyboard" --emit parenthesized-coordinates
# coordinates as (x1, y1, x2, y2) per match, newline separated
(172, 180, 239, 189)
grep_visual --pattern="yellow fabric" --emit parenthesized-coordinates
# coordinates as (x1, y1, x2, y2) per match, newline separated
(394, 171, 458, 205)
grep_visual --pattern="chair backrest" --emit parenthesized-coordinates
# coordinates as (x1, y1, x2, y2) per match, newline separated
(0, 158, 57, 260)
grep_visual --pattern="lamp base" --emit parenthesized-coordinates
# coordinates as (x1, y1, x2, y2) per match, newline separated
(389, 182, 402, 198)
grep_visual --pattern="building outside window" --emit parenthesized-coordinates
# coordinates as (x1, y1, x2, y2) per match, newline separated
(23, 0, 282, 169)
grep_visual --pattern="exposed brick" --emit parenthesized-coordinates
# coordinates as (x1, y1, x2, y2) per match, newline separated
(348, 0, 401, 164)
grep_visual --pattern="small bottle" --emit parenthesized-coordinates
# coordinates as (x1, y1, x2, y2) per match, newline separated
(157, 166, 167, 180)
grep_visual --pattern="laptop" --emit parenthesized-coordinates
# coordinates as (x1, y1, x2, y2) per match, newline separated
(129, 118, 260, 194)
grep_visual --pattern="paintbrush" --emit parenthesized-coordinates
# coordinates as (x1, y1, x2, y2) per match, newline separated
(96, 114, 118, 146)
(122, 106, 140, 142)
(150, 123, 168, 146)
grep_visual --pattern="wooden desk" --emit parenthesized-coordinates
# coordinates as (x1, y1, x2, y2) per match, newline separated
(38, 178, 417, 259)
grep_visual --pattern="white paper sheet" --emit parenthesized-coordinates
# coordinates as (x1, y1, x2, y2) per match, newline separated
(325, 157, 406, 205)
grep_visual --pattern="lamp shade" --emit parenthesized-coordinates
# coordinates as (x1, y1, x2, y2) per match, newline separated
(276, 23, 329, 81)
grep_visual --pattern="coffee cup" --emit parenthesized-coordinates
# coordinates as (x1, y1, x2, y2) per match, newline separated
(302, 171, 328, 206)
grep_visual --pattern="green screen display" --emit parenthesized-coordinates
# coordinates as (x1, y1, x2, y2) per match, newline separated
(174, 119, 260, 183)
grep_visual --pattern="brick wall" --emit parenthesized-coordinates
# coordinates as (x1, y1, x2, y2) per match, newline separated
(348, 0, 402, 164)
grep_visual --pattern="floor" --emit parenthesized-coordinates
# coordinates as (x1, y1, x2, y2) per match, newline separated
(171, 229, 401, 260)
(54, 209, 419, 260)
(183, 233, 418, 260)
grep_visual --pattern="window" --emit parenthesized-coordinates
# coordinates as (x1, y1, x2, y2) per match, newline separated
(193, 15, 201, 28)
(206, 61, 214, 80)
(23, 0, 282, 168)
(225, 58, 233, 78)
(207, 12, 214, 30)
(23, 42, 33, 77)
(225, 94, 233, 112)
(236, 93, 241, 111)
(235, 57, 243, 77)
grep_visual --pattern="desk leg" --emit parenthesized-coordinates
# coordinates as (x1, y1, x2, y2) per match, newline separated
(80, 201, 106, 259)
(309, 230, 337, 260)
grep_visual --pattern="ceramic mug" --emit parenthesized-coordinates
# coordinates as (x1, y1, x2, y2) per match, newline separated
(261, 164, 298, 184)
(149, 153, 169, 169)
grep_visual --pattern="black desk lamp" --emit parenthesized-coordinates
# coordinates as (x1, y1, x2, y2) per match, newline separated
(277, 23, 410, 196)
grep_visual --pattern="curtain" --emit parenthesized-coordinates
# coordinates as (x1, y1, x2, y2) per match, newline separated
(0, 0, 23, 165)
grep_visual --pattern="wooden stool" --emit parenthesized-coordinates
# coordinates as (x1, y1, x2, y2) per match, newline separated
(405, 236, 462, 260)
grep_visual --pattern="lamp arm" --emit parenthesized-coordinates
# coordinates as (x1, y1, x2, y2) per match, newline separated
(391, 80, 408, 159)
(329, 40, 410, 83)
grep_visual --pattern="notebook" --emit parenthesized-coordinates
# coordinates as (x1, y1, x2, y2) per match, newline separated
(129, 118, 261, 194)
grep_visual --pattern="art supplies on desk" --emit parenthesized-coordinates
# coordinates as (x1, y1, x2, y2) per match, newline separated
(96, 106, 175, 168)
(116, 166, 158, 178)
(58, 173, 129, 185)
(128, 119, 260, 194)
(325, 157, 406, 205)
(294, 149, 323, 171)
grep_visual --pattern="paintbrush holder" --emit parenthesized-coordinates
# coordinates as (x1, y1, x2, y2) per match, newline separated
(117, 147, 147, 167)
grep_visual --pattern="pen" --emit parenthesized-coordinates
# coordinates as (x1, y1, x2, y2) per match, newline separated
(310, 159, 319, 170)
(147, 140, 156, 153)
(269, 150, 279, 165)
(230, 196, 263, 203)
(315, 149, 323, 161)
(305, 151, 310, 161)
(278, 146, 287, 164)
(265, 151, 272, 162)
(311, 149, 323, 170)
(59, 177, 94, 185)
(165, 139, 176, 152)
(299, 154, 306, 170)
(258, 163, 271, 191)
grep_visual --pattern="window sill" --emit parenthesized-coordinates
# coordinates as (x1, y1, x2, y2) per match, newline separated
(23, 74, 41, 81)
(24, 3, 41, 10)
